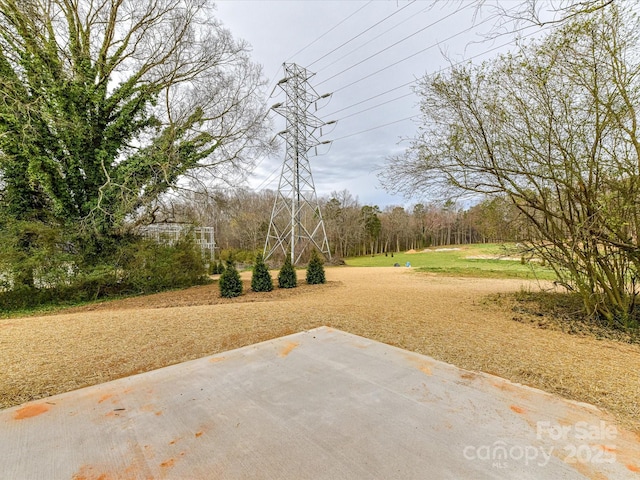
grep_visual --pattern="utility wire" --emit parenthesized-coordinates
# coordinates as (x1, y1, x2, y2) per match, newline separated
(317, 2, 434, 73)
(333, 92, 415, 122)
(254, 162, 283, 191)
(316, 3, 470, 87)
(332, 12, 506, 94)
(286, 1, 374, 62)
(264, 2, 373, 101)
(325, 79, 416, 117)
(333, 115, 420, 142)
(310, 6, 499, 117)
(330, 24, 554, 144)
(307, 0, 416, 68)
(318, 10, 498, 118)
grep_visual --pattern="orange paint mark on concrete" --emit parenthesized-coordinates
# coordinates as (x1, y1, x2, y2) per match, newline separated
(98, 394, 113, 404)
(278, 341, 299, 358)
(404, 355, 434, 376)
(13, 403, 49, 420)
(195, 431, 203, 438)
(160, 459, 175, 468)
(72, 466, 110, 480)
(155, 411, 163, 416)
(492, 382, 518, 392)
(628, 464, 640, 472)
(510, 405, 525, 414)
(459, 372, 477, 380)
(209, 356, 225, 363)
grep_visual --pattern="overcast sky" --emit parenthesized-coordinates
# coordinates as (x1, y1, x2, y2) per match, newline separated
(214, 0, 546, 208)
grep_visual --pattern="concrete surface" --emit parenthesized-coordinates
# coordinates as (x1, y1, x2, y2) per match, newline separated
(1, 326, 639, 479)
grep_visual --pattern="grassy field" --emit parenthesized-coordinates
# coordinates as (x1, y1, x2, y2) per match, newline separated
(345, 243, 557, 280)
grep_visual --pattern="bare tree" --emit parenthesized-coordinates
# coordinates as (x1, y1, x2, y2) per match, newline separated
(383, 4, 640, 328)
(467, 0, 615, 38)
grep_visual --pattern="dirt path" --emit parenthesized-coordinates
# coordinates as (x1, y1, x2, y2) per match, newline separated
(1, 266, 639, 432)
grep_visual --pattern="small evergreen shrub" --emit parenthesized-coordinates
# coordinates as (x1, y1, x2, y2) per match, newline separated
(251, 253, 273, 292)
(219, 260, 243, 298)
(306, 250, 326, 285)
(209, 260, 226, 275)
(278, 255, 297, 289)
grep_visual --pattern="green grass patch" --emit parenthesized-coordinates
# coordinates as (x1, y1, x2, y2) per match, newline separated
(345, 244, 557, 280)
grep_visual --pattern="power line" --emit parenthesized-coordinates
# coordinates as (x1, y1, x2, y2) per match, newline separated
(332, 12, 504, 94)
(285, 1, 374, 62)
(332, 115, 420, 142)
(276, 4, 497, 146)
(316, 3, 470, 87)
(317, 2, 434, 73)
(257, 6, 555, 192)
(307, 0, 417, 68)
(254, 161, 282, 191)
(328, 24, 555, 144)
(324, 79, 416, 117)
(334, 92, 415, 122)
(319, 14, 490, 120)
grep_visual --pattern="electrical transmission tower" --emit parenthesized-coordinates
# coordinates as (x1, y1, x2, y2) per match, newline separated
(264, 63, 332, 265)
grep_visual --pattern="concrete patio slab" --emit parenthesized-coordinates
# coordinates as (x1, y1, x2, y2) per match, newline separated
(1, 326, 639, 479)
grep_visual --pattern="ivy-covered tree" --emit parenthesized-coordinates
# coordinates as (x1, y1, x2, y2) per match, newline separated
(306, 250, 326, 285)
(251, 253, 273, 292)
(0, 0, 268, 288)
(278, 255, 297, 289)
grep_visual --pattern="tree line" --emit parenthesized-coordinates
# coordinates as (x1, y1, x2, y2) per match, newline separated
(157, 187, 524, 261)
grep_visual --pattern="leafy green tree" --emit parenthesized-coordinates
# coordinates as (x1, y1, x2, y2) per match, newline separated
(251, 253, 273, 292)
(306, 250, 326, 285)
(278, 255, 297, 289)
(0, 0, 268, 288)
(219, 260, 243, 298)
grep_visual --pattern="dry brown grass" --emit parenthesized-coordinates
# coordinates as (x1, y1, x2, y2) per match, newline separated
(1, 266, 639, 433)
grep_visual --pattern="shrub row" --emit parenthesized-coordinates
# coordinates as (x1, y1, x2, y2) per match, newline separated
(219, 251, 326, 298)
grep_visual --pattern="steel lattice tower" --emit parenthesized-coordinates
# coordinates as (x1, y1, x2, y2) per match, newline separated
(264, 63, 332, 265)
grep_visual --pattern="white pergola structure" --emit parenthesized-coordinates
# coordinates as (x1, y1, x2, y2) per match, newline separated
(139, 224, 215, 262)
